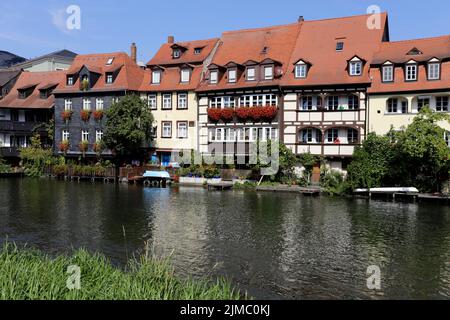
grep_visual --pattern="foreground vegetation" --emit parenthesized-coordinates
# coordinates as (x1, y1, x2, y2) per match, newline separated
(0, 243, 243, 300)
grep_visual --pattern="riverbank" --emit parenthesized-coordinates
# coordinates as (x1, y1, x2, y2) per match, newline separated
(0, 243, 244, 300)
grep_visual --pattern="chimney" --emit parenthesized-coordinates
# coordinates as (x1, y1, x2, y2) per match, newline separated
(130, 42, 137, 63)
(298, 16, 304, 22)
(167, 35, 174, 44)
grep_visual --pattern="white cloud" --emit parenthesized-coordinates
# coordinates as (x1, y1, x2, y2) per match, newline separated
(49, 8, 71, 35)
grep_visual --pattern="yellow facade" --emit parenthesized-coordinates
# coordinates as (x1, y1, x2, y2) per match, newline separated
(141, 91, 198, 152)
(368, 92, 450, 135)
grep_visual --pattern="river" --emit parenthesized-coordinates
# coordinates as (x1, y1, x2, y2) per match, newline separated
(0, 178, 449, 299)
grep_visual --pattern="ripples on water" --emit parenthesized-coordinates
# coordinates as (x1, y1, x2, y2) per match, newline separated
(0, 179, 449, 299)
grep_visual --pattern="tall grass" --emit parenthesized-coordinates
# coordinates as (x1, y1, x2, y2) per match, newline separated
(0, 243, 244, 300)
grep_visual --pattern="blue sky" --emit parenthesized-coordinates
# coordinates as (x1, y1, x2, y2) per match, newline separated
(1, 0, 449, 63)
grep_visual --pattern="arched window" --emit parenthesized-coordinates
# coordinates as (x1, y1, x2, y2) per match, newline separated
(299, 128, 322, 144)
(386, 98, 408, 114)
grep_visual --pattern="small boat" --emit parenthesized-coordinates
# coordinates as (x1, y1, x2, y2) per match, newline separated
(143, 170, 171, 179)
(354, 187, 419, 194)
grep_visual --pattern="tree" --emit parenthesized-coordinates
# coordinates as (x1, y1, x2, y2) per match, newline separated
(395, 107, 450, 191)
(346, 133, 396, 190)
(103, 95, 154, 156)
(20, 134, 54, 177)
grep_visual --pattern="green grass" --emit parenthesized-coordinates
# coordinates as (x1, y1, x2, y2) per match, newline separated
(0, 243, 245, 300)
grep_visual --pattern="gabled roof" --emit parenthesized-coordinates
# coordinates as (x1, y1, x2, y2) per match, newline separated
(10, 49, 77, 69)
(54, 52, 144, 94)
(0, 71, 66, 109)
(140, 65, 203, 92)
(147, 38, 219, 66)
(282, 13, 388, 87)
(0, 69, 22, 87)
(371, 35, 450, 65)
(197, 22, 301, 91)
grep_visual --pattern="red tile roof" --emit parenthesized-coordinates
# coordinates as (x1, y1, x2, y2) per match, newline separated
(369, 36, 450, 93)
(282, 13, 388, 87)
(140, 65, 203, 92)
(147, 38, 219, 66)
(0, 71, 66, 109)
(197, 22, 301, 91)
(54, 52, 144, 94)
(371, 35, 450, 64)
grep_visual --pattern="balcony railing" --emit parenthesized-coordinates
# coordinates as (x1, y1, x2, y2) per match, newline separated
(0, 121, 47, 133)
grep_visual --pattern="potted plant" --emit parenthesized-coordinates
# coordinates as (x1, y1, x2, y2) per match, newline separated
(59, 140, 70, 154)
(78, 140, 89, 156)
(221, 108, 235, 122)
(80, 79, 90, 91)
(80, 110, 91, 122)
(61, 110, 73, 123)
(207, 108, 222, 122)
(93, 141, 104, 155)
(93, 110, 104, 121)
(235, 107, 251, 122)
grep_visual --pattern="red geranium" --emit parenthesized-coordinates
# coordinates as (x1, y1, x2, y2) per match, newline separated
(248, 106, 264, 122)
(80, 110, 91, 122)
(207, 108, 222, 122)
(261, 106, 278, 121)
(235, 107, 251, 121)
(61, 110, 73, 121)
(221, 108, 235, 122)
(93, 110, 104, 121)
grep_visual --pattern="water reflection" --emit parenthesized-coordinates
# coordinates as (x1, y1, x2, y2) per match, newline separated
(0, 179, 449, 299)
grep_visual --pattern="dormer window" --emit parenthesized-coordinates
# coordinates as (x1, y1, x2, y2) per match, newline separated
(106, 57, 114, 65)
(405, 62, 418, 81)
(180, 68, 190, 83)
(40, 90, 48, 99)
(246, 67, 256, 81)
(349, 60, 362, 76)
(382, 62, 394, 82)
(67, 76, 74, 86)
(152, 70, 161, 84)
(336, 42, 344, 51)
(228, 69, 237, 83)
(210, 70, 218, 84)
(428, 61, 440, 80)
(173, 49, 181, 59)
(264, 66, 273, 80)
(295, 61, 308, 78)
(194, 48, 202, 55)
(106, 73, 113, 84)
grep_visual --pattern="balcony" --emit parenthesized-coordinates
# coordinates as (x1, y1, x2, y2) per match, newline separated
(0, 147, 20, 157)
(0, 121, 47, 133)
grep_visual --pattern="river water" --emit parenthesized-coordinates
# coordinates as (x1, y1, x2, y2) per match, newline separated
(0, 178, 449, 299)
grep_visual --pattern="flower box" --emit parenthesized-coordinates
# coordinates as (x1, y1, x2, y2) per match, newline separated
(59, 140, 70, 153)
(93, 110, 104, 121)
(207, 108, 222, 122)
(80, 110, 92, 122)
(61, 110, 73, 122)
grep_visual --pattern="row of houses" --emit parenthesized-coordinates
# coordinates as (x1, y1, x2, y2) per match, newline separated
(0, 12, 449, 171)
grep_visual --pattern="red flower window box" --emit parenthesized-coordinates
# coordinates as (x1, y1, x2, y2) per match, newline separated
(207, 108, 222, 122)
(61, 110, 73, 122)
(93, 110, 104, 121)
(221, 108, 235, 122)
(80, 110, 91, 122)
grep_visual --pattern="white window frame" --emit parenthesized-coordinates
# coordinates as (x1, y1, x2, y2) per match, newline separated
(162, 122, 172, 138)
(349, 61, 362, 76)
(82, 98, 91, 110)
(326, 128, 339, 143)
(436, 96, 449, 112)
(81, 130, 89, 142)
(209, 97, 223, 108)
(264, 66, 273, 80)
(96, 98, 104, 110)
(177, 93, 188, 109)
(177, 122, 188, 139)
(228, 69, 237, 83)
(173, 49, 181, 59)
(180, 69, 190, 83)
(382, 65, 394, 82)
(223, 96, 235, 108)
(405, 64, 418, 81)
(162, 94, 172, 110)
(62, 130, 70, 141)
(148, 94, 157, 110)
(210, 70, 218, 84)
(152, 70, 161, 84)
(428, 63, 440, 80)
(327, 96, 340, 111)
(417, 97, 430, 112)
(246, 67, 256, 81)
(239, 94, 277, 107)
(95, 130, 103, 142)
(295, 64, 307, 78)
(347, 95, 359, 110)
(64, 99, 72, 111)
(67, 76, 74, 86)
